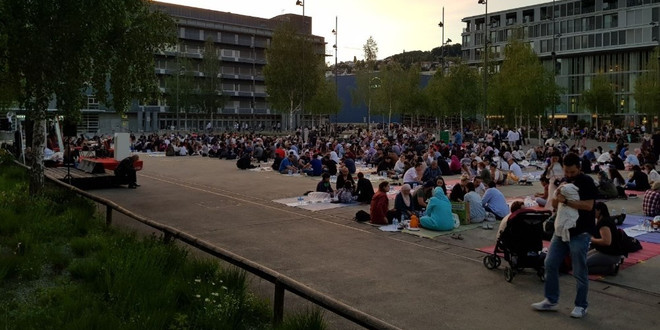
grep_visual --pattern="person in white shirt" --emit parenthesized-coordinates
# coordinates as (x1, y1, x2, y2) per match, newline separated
(644, 163, 660, 185)
(507, 158, 524, 184)
(507, 129, 518, 146)
(394, 155, 407, 174)
(403, 162, 423, 186)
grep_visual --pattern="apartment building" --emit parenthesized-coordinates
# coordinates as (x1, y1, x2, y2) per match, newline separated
(75, 2, 324, 134)
(462, 0, 660, 126)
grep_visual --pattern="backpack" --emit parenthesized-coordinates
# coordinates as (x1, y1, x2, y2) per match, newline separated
(354, 210, 370, 222)
(619, 229, 643, 256)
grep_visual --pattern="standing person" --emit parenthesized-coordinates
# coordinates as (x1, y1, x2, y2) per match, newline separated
(532, 153, 597, 319)
(114, 154, 140, 189)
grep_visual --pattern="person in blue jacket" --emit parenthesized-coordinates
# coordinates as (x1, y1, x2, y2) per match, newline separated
(420, 187, 454, 231)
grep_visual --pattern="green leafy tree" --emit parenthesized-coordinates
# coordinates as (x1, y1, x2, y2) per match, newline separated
(306, 79, 341, 117)
(423, 71, 449, 127)
(197, 37, 226, 123)
(438, 62, 480, 133)
(163, 54, 197, 130)
(583, 73, 616, 131)
(263, 22, 323, 130)
(633, 47, 660, 119)
(491, 35, 552, 129)
(372, 62, 404, 126)
(1, 0, 174, 194)
(350, 37, 380, 128)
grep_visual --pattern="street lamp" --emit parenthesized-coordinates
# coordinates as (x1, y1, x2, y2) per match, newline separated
(332, 16, 338, 105)
(478, 0, 488, 129)
(438, 6, 445, 74)
(551, 0, 558, 134)
(296, 0, 305, 131)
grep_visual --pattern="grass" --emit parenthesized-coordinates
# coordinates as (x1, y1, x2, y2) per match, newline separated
(0, 163, 326, 329)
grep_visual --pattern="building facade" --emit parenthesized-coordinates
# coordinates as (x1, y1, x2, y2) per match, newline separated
(69, 2, 325, 135)
(462, 0, 660, 127)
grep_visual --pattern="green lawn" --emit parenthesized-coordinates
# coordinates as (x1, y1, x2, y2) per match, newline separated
(0, 159, 325, 330)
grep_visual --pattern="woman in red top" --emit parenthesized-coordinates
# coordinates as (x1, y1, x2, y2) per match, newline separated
(370, 181, 390, 225)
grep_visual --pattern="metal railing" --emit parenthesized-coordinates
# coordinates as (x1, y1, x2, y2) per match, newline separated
(29, 164, 400, 330)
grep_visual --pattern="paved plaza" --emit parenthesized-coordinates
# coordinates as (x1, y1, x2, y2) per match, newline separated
(91, 138, 660, 329)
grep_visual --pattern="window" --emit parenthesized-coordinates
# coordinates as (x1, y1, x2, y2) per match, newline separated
(611, 31, 618, 45)
(604, 14, 618, 28)
(604, 32, 611, 46)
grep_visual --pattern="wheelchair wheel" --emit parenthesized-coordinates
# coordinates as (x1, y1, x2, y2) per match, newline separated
(483, 255, 497, 270)
(504, 266, 514, 282)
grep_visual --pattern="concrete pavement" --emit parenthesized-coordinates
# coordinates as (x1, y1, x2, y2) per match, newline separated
(91, 149, 660, 329)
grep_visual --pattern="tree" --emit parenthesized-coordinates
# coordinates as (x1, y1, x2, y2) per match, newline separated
(163, 55, 197, 130)
(583, 73, 616, 131)
(634, 47, 660, 119)
(350, 37, 380, 129)
(438, 62, 481, 133)
(197, 37, 227, 123)
(424, 71, 449, 127)
(490, 35, 553, 129)
(363, 36, 378, 68)
(306, 79, 341, 117)
(1, 0, 175, 194)
(263, 22, 323, 130)
(372, 62, 404, 127)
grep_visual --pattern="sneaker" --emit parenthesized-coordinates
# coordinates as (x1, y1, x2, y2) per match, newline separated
(531, 299, 558, 311)
(570, 306, 587, 318)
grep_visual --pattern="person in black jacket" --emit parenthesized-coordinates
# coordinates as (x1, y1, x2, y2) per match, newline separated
(355, 172, 374, 204)
(625, 165, 650, 191)
(115, 155, 139, 188)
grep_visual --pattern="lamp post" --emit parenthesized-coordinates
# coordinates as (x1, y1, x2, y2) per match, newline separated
(296, 0, 305, 131)
(478, 0, 488, 129)
(332, 16, 338, 106)
(551, 0, 558, 134)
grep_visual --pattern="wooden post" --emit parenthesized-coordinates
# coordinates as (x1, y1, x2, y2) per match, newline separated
(105, 205, 112, 226)
(273, 280, 285, 326)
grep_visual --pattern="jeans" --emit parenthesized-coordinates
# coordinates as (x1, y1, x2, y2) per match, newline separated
(544, 233, 591, 308)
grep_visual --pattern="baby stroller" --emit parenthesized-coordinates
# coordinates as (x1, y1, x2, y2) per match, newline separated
(483, 209, 553, 282)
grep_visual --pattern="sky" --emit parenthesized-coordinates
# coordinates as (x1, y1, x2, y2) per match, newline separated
(156, 0, 553, 62)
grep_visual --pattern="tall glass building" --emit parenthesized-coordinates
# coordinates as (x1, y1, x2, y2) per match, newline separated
(462, 0, 660, 127)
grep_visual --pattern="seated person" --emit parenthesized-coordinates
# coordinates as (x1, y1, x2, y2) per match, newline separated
(305, 154, 323, 176)
(624, 165, 650, 191)
(535, 176, 550, 206)
(496, 201, 525, 240)
(376, 156, 395, 177)
(279, 153, 299, 174)
(236, 152, 255, 170)
(422, 160, 442, 182)
(403, 163, 423, 187)
(336, 181, 355, 204)
(415, 181, 435, 209)
(343, 154, 356, 174)
(336, 167, 355, 191)
(394, 155, 407, 175)
(587, 202, 624, 275)
(482, 181, 509, 220)
(449, 174, 469, 202)
(435, 176, 448, 196)
(369, 181, 391, 225)
(643, 181, 660, 217)
(449, 155, 462, 174)
(322, 155, 338, 175)
(596, 171, 618, 200)
(420, 187, 454, 231)
(115, 154, 140, 189)
(463, 182, 486, 223)
(355, 172, 375, 204)
(392, 184, 415, 220)
(506, 158, 523, 184)
(316, 173, 334, 196)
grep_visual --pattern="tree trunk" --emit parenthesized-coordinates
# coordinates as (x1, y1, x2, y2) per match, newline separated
(29, 119, 46, 195)
(289, 97, 294, 132)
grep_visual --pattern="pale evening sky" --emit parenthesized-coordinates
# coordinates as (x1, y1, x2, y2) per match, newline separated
(156, 0, 553, 62)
